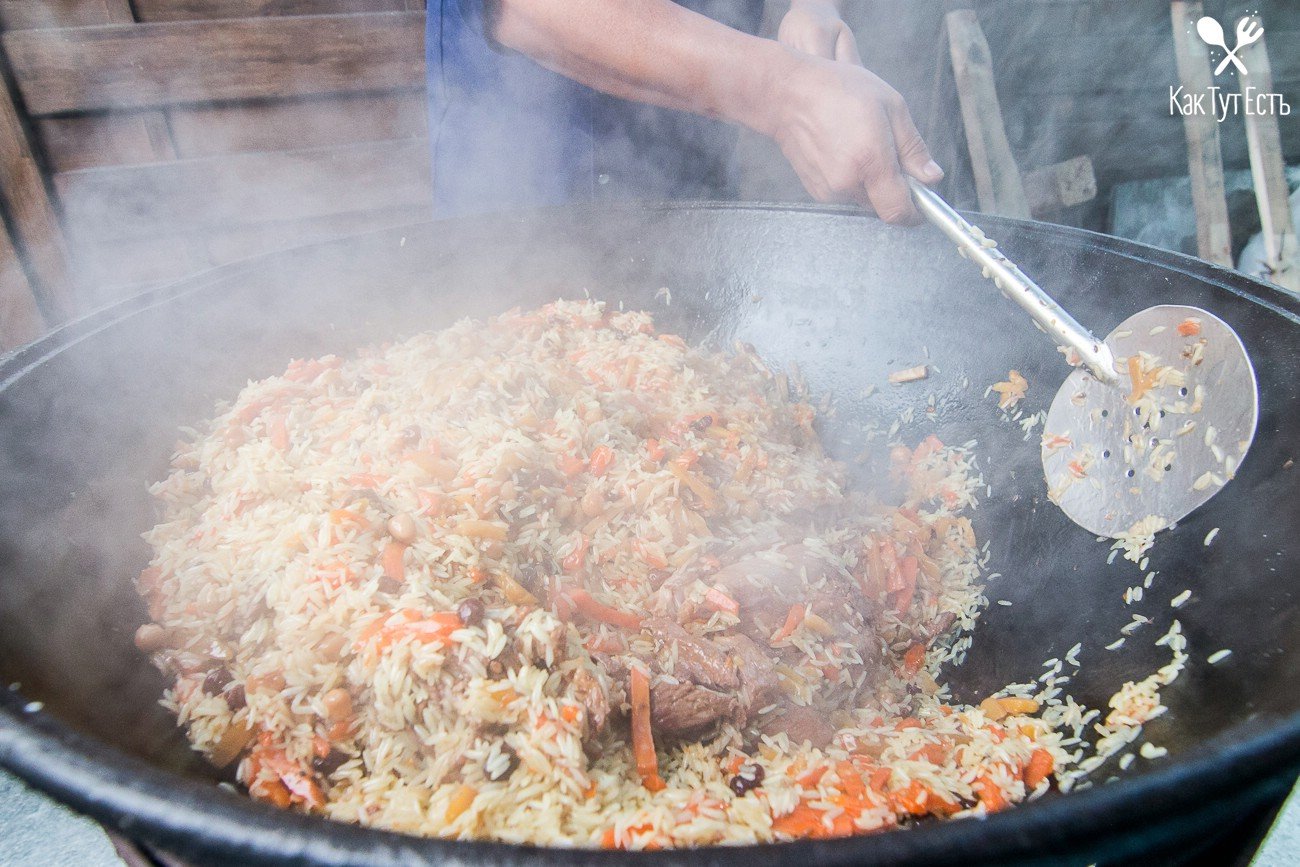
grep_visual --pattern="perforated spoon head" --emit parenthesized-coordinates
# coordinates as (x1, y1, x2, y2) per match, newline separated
(1041, 306, 1258, 539)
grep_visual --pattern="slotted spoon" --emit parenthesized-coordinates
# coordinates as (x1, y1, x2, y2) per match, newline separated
(908, 179, 1258, 538)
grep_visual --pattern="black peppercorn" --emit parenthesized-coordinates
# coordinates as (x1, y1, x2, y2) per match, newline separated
(691, 414, 714, 433)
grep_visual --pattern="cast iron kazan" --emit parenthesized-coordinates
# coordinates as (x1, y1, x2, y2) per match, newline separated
(0, 203, 1298, 865)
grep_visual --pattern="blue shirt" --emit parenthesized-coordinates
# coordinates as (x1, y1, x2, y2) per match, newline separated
(427, 0, 764, 216)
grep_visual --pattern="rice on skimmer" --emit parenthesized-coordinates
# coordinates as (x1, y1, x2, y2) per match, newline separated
(136, 299, 1071, 846)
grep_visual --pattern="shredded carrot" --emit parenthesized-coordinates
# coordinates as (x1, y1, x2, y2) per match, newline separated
(589, 445, 615, 477)
(568, 588, 642, 630)
(703, 586, 740, 616)
(798, 765, 829, 788)
(562, 535, 589, 572)
(445, 784, 477, 823)
(771, 802, 825, 837)
(381, 542, 406, 582)
(902, 641, 927, 675)
(1024, 748, 1054, 790)
(561, 704, 582, 724)
(629, 667, 664, 791)
(558, 454, 586, 477)
(645, 438, 666, 462)
(913, 434, 945, 460)
(1177, 318, 1202, 336)
(771, 603, 805, 644)
(260, 749, 325, 810)
(600, 827, 618, 849)
(1126, 354, 1159, 405)
(868, 766, 892, 793)
(893, 555, 918, 614)
(908, 742, 947, 764)
(836, 761, 867, 801)
(974, 775, 1009, 812)
(991, 370, 1028, 410)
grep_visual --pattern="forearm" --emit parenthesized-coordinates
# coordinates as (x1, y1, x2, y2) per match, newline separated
(489, 0, 796, 136)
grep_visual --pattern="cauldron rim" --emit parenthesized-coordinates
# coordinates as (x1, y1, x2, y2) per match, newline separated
(2, 200, 1298, 865)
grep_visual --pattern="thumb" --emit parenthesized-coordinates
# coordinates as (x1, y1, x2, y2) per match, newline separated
(887, 98, 943, 185)
(834, 26, 862, 65)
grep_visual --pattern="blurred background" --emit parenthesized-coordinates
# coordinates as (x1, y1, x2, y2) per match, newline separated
(0, 0, 1293, 354)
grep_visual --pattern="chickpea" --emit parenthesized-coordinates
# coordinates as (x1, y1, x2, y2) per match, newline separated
(322, 687, 353, 721)
(387, 512, 417, 544)
(316, 633, 349, 660)
(134, 623, 168, 652)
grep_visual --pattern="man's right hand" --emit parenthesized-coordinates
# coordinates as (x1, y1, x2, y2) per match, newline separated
(766, 52, 942, 224)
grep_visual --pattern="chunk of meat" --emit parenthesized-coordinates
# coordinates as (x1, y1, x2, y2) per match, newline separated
(650, 678, 738, 737)
(758, 702, 837, 749)
(714, 632, 780, 716)
(644, 618, 738, 692)
(570, 666, 610, 738)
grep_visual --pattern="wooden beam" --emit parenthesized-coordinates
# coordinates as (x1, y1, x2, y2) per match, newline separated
(1237, 15, 1299, 293)
(55, 138, 431, 243)
(0, 61, 77, 320)
(166, 91, 426, 159)
(0, 216, 46, 350)
(1170, 1, 1233, 267)
(3, 12, 426, 116)
(944, 6, 1030, 218)
(132, 0, 409, 21)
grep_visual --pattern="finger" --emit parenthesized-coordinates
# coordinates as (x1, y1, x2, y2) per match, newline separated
(834, 27, 862, 65)
(859, 137, 920, 225)
(886, 95, 943, 185)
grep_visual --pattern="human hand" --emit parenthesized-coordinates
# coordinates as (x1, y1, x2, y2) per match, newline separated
(777, 0, 861, 64)
(768, 53, 942, 224)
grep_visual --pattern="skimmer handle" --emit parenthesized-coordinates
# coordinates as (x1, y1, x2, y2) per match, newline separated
(907, 178, 1119, 385)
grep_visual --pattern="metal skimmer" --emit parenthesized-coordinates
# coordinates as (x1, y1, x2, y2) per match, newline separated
(909, 179, 1259, 538)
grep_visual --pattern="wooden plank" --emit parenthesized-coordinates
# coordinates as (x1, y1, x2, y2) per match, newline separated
(167, 91, 426, 159)
(34, 114, 178, 171)
(0, 66, 78, 320)
(1237, 16, 1300, 292)
(3, 12, 426, 116)
(944, 7, 1030, 217)
(55, 138, 431, 244)
(0, 0, 128, 29)
(132, 0, 408, 21)
(1023, 156, 1097, 217)
(1171, 1, 1233, 267)
(0, 218, 47, 350)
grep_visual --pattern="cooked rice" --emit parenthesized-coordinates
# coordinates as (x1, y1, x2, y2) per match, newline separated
(134, 299, 1182, 847)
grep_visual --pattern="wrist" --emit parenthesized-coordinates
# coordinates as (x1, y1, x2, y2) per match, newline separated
(735, 41, 807, 137)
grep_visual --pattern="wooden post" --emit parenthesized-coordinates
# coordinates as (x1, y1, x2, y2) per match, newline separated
(1236, 15, 1299, 293)
(944, 4, 1030, 218)
(0, 66, 77, 321)
(1170, 1, 1233, 267)
(0, 214, 45, 350)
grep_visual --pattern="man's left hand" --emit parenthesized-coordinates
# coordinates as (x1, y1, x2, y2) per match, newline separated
(777, 0, 861, 64)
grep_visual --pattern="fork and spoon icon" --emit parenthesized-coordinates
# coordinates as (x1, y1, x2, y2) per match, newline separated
(1196, 16, 1264, 75)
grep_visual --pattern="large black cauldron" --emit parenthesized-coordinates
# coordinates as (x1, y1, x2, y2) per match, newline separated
(1, 203, 1298, 865)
